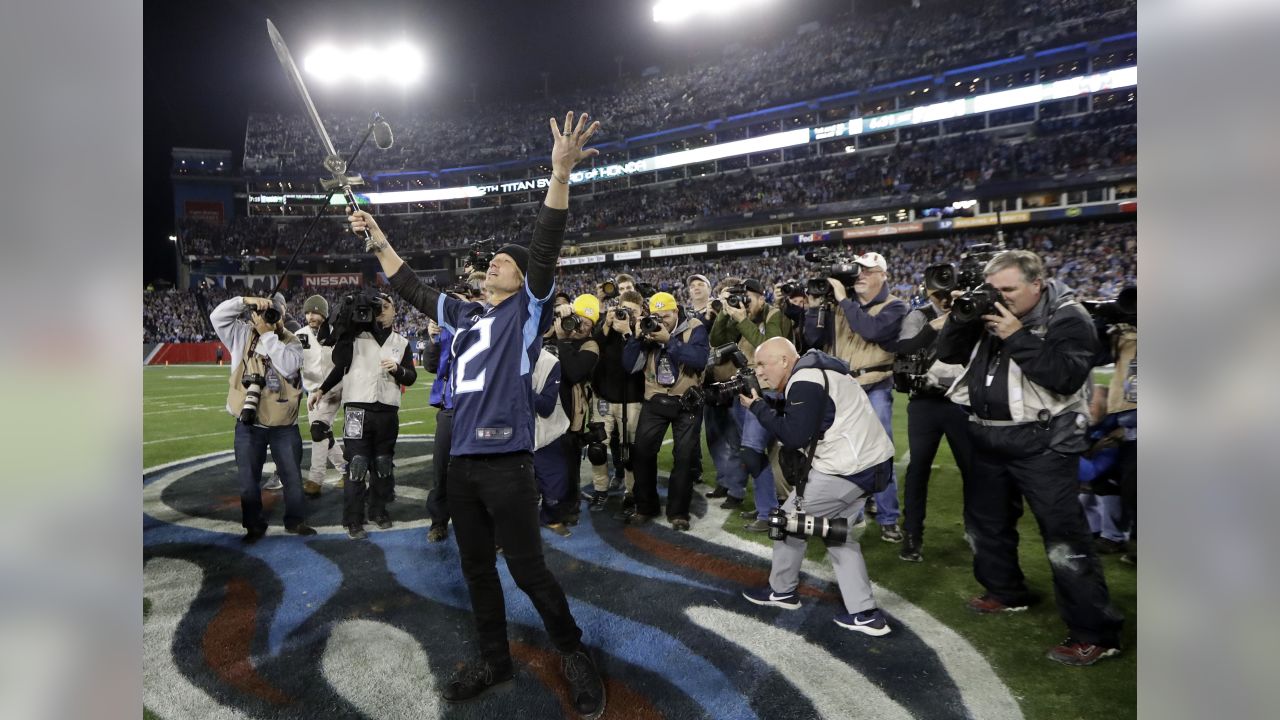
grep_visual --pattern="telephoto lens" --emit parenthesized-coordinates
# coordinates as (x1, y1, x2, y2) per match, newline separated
(951, 284, 999, 324)
(561, 314, 582, 332)
(239, 373, 266, 424)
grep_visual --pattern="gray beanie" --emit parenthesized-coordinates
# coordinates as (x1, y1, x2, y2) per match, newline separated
(302, 294, 329, 318)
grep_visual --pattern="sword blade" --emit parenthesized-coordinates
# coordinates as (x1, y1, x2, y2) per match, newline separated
(266, 19, 339, 161)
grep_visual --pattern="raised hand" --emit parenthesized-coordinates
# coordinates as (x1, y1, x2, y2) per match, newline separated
(549, 111, 601, 181)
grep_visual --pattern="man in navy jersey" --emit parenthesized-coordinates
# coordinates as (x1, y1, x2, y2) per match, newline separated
(349, 111, 606, 718)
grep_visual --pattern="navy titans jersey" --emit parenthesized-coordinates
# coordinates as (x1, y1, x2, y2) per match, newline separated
(436, 282, 553, 455)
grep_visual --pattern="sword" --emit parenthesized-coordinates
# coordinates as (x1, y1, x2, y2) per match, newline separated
(265, 18, 380, 248)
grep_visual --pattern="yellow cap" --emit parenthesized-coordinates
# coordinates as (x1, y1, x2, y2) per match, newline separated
(572, 293, 601, 322)
(648, 292, 678, 313)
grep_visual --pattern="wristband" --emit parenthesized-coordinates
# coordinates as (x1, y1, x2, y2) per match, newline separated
(552, 173, 569, 185)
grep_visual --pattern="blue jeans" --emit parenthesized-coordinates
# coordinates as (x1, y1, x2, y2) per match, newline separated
(738, 401, 781, 520)
(704, 402, 746, 499)
(234, 421, 306, 529)
(864, 383, 900, 526)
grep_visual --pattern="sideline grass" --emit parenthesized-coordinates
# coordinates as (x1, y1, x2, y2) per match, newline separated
(143, 364, 1134, 719)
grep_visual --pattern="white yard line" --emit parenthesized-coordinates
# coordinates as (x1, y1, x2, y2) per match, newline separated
(143, 430, 233, 445)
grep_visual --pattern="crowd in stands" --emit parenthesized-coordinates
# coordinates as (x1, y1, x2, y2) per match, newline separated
(147, 219, 1135, 345)
(242, 0, 1135, 175)
(193, 105, 1136, 259)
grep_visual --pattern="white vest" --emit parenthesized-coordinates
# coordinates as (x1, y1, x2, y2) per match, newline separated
(788, 366, 895, 477)
(533, 349, 570, 450)
(946, 342, 1090, 423)
(296, 326, 338, 394)
(341, 331, 408, 407)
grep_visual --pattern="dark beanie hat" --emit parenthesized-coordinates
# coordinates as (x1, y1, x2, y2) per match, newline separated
(495, 244, 530, 277)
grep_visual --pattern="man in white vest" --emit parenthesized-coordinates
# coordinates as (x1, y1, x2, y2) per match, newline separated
(310, 292, 417, 539)
(532, 346, 572, 536)
(209, 293, 315, 541)
(740, 338, 896, 636)
(296, 295, 347, 496)
(936, 249, 1124, 666)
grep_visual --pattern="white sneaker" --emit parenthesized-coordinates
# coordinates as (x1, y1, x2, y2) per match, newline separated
(263, 474, 283, 490)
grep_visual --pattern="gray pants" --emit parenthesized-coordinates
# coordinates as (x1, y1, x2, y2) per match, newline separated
(308, 393, 346, 483)
(770, 470, 875, 615)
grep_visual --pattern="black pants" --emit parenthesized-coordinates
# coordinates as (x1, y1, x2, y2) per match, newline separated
(632, 396, 703, 519)
(447, 452, 583, 668)
(965, 422, 1124, 647)
(559, 431, 585, 511)
(1118, 439, 1136, 541)
(342, 406, 398, 527)
(426, 407, 453, 527)
(902, 394, 974, 541)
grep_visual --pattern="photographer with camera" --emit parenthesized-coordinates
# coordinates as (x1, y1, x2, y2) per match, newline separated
(296, 295, 348, 497)
(708, 278, 793, 531)
(351, 112, 606, 714)
(621, 292, 710, 531)
(310, 292, 417, 539)
(586, 290, 647, 513)
(552, 294, 602, 521)
(740, 338, 896, 636)
(210, 293, 315, 541)
(1084, 287, 1136, 564)
(699, 277, 749, 513)
(892, 289, 973, 562)
(803, 251, 908, 543)
(935, 249, 1124, 666)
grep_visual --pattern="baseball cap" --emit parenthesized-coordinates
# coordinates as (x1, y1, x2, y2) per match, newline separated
(741, 278, 766, 295)
(686, 273, 711, 288)
(572, 294, 601, 322)
(648, 291, 679, 313)
(854, 252, 888, 272)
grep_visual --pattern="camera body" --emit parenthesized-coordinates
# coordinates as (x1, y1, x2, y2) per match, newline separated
(561, 313, 582, 333)
(779, 279, 804, 298)
(923, 243, 1004, 324)
(705, 343, 764, 405)
(804, 249, 860, 299)
(639, 314, 664, 335)
(724, 285, 749, 309)
(583, 420, 609, 464)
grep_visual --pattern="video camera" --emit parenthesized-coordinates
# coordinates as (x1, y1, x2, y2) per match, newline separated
(803, 249, 861, 299)
(1082, 286, 1137, 327)
(705, 343, 764, 405)
(323, 289, 382, 346)
(465, 238, 496, 273)
(923, 243, 1004, 324)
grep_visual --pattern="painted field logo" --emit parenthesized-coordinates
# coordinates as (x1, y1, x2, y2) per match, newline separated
(144, 437, 1022, 719)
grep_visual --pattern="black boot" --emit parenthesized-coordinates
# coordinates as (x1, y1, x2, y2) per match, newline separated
(562, 647, 606, 719)
(441, 660, 514, 703)
(899, 535, 923, 562)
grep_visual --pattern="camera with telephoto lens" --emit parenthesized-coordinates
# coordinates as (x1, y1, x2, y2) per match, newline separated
(465, 238, 496, 272)
(244, 302, 281, 326)
(705, 343, 764, 405)
(766, 507, 852, 544)
(804, 249, 861, 299)
(599, 279, 619, 300)
(922, 243, 1005, 324)
(951, 283, 1000, 324)
(583, 421, 608, 464)
(639, 314, 664, 335)
(239, 372, 266, 424)
(1082, 286, 1137, 327)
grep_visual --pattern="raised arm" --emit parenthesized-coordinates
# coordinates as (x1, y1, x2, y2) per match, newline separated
(527, 111, 601, 299)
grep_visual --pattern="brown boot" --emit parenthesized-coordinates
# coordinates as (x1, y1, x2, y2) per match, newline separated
(303, 480, 323, 497)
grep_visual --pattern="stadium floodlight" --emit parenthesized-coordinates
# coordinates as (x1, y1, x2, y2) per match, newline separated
(302, 41, 426, 86)
(653, 0, 772, 24)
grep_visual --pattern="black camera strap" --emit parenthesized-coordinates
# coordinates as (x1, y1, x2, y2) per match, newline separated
(791, 368, 830, 513)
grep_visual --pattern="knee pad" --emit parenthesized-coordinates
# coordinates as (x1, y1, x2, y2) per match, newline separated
(739, 448, 767, 477)
(349, 455, 370, 484)
(374, 455, 395, 479)
(310, 421, 332, 443)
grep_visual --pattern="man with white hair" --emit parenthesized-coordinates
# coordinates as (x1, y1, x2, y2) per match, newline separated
(740, 337, 896, 636)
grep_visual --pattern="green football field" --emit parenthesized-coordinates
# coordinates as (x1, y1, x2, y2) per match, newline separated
(144, 365, 1134, 719)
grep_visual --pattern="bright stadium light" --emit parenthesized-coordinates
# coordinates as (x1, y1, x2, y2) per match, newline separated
(303, 41, 426, 86)
(653, 0, 771, 24)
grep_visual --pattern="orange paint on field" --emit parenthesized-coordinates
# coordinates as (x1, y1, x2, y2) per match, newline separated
(202, 576, 291, 705)
(511, 641, 661, 720)
(622, 527, 837, 602)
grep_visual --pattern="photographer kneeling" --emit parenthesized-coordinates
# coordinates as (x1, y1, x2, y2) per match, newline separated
(740, 338, 895, 635)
